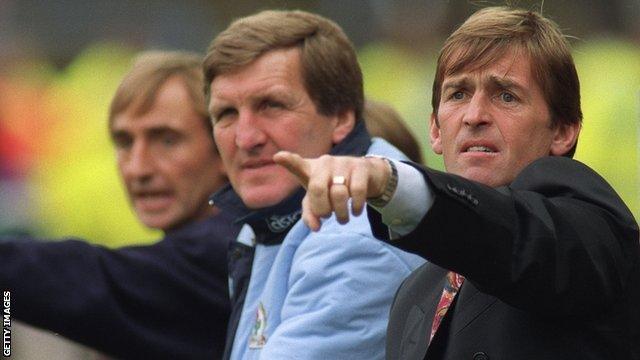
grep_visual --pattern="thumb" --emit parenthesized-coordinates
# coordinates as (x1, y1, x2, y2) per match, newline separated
(273, 151, 310, 188)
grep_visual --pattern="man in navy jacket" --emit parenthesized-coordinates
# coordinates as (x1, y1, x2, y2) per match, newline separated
(0, 51, 241, 359)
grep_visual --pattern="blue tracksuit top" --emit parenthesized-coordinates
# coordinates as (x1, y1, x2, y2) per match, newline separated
(221, 133, 426, 360)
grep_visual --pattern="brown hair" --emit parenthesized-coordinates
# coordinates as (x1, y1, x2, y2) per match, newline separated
(203, 10, 364, 120)
(109, 50, 212, 135)
(432, 6, 582, 157)
(364, 99, 424, 164)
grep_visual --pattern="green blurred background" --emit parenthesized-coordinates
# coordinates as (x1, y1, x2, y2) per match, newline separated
(1, 0, 639, 247)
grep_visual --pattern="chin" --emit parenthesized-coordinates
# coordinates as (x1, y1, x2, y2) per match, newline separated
(141, 219, 168, 231)
(242, 194, 283, 209)
(458, 170, 498, 187)
(240, 186, 296, 209)
(137, 213, 174, 231)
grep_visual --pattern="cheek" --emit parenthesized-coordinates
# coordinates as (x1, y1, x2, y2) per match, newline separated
(293, 125, 332, 155)
(437, 126, 457, 154)
(507, 124, 552, 156)
(116, 154, 130, 176)
(213, 129, 235, 157)
(260, 128, 303, 156)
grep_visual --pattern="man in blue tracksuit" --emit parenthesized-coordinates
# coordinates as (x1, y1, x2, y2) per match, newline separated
(204, 10, 426, 359)
(0, 51, 240, 359)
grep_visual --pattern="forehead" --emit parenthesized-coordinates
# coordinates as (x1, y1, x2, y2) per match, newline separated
(112, 78, 206, 133)
(209, 48, 305, 102)
(442, 51, 535, 86)
(444, 42, 523, 75)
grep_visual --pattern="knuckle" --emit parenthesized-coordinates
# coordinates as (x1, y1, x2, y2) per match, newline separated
(318, 154, 332, 163)
(350, 183, 366, 196)
(330, 187, 349, 201)
(307, 183, 326, 198)
(315, 203, 332, 216)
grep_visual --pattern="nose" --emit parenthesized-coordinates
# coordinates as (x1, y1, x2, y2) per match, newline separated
(463, 92, 491, 129)
(121, 140, 154, 183)
(234, 111, 267, 152)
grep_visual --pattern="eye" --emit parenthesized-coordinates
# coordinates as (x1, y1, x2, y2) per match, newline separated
(260, 99, 284, 111)
(111, 133, 132, 150)
(213, 107, 237, 123)
(451, 91, 465, 100)
(500, 92, 515, 102)
(161, 133, 179, 146)
(150, 129, 183, 147)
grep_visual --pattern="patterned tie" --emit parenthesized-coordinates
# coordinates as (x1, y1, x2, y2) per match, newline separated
(429, 271, 465, 342)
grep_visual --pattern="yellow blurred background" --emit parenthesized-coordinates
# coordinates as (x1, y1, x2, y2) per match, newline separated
(1, 1, 639, 247)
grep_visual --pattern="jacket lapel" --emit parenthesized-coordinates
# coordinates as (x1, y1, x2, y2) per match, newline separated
(398, 264, 448, 360)
(450, 281, 497, 336)
(424, 273, 496, 359)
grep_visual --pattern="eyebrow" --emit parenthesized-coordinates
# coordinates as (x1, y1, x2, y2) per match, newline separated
(208, 98, 229, 116)
(209, 87, 294, 115)
(441, 78, 471, 93)
(110, 125, 180, 139)
(488, 75, 523, 92)
(146, 126, 180, 137)
(442, 74, 526, 94)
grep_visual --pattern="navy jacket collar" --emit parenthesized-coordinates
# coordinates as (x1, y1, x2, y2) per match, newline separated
(163, 214, 229, 240)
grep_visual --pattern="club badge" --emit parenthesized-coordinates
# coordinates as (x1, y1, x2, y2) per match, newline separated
(249, 302, 267, 349)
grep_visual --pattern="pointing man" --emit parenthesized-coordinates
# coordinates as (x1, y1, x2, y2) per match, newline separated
(204, 10, 425, 359)
(276, 6, 640, 360)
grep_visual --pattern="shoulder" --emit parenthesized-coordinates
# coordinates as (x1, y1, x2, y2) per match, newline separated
(511, 157, 637, 228)
(368, 137, 409, 161)
(511, 156, 610, 192)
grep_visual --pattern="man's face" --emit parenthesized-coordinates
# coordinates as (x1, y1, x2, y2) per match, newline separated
(111, 76, 226, 231)
(431, 54, 577, 187)
(210, 47, 354, 209)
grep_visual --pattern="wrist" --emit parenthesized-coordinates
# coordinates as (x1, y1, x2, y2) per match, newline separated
(364, 156, 398, 208)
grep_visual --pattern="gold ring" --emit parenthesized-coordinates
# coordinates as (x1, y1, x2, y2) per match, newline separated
(332, 175, 347, 186)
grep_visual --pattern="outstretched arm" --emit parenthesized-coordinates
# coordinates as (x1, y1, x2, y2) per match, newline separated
(0, 233, 231, 359)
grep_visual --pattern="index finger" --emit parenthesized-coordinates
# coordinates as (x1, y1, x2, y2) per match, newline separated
(273, 151, 311, 188)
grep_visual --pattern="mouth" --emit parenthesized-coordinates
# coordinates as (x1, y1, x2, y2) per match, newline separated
(464, 145, 497, 153)
(132, 191, 174, 212)
(241, 158, 276, 170)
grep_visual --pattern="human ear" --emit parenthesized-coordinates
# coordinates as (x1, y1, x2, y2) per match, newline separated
(331, 110, 356, 144)
(549, 121, 581, 156)
(430, 113, 443, 154)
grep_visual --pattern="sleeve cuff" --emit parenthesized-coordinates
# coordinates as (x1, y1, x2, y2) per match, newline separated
(369, 160, 434, 237)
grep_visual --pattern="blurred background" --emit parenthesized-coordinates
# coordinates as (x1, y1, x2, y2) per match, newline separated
(1, 0, 639, 358)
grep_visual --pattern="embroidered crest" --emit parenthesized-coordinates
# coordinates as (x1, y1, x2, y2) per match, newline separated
(266, 210, 302, 233)
(249, 302, 268, 349)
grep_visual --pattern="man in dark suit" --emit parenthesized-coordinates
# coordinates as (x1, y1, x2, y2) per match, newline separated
(275, 6, 640, 360)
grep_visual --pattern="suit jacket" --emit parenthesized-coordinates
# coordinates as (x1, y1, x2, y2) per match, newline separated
(380, 157, 640, 360)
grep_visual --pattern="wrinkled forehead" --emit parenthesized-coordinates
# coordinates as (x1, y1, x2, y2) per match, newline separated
(111, 75, 208, 130)
(441, 41, 529, 78)
(110, 104, 207, 139)
(110, 109, 210, 137)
